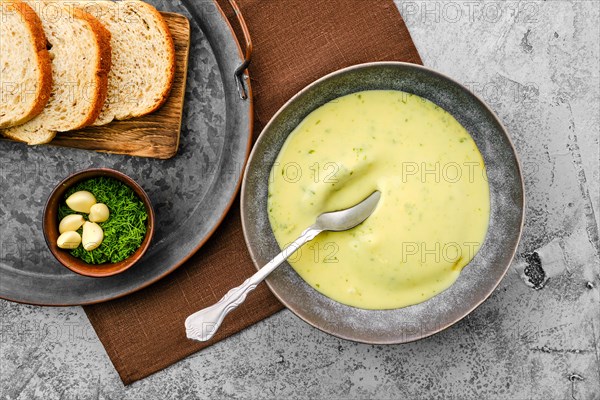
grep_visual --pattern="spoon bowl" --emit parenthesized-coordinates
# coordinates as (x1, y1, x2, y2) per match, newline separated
(315, 191, 381, 231)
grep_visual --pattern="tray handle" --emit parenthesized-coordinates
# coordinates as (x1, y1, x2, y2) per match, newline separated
(226, 0, 252, 100)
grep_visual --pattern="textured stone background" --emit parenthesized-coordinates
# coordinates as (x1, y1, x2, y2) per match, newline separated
(1, 1, 599, 399)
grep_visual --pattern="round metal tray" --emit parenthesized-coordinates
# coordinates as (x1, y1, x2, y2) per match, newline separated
(0, 0, 253, 305)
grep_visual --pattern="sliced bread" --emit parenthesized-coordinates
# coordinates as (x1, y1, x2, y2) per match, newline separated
(76, 0, 175, 125)
(0, 0, 52, 129)
(2, 0, 111, 144)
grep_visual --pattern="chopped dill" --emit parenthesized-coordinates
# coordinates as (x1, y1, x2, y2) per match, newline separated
(58, 177, 148, 264)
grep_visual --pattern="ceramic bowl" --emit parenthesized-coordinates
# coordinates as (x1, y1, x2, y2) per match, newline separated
(241, 62, 524, 344)
(43, 168, 155, 278)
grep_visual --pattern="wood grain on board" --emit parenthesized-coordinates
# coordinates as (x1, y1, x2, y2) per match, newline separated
(4, 12, 190, 160)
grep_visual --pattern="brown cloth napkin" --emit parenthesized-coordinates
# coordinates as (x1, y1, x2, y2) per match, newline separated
(84, 0, 422, 385)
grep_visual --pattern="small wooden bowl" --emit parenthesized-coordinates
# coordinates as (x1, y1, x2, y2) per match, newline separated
(43, 168, 155, 278)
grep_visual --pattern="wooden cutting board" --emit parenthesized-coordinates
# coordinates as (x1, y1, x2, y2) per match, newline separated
(4, 12, 190, 160)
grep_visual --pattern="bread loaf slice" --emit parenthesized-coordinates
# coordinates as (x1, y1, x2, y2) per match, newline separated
(1, 0, 111, 144)
(0, 0, 52, 129)
(76, 0, 175, 125)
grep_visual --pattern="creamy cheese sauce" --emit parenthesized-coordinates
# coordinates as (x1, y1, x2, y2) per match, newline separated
(267, 90, 490, 309)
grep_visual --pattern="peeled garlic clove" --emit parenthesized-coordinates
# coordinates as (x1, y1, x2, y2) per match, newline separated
(57, 231, 81, 249)
(82, 221, 104, 251)
(59, 214, 85, 234)
(89, 203, 110, 223)
(66, 191, 96, 213)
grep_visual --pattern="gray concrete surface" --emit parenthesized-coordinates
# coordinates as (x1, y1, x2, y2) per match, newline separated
(1, 1, 599, 399)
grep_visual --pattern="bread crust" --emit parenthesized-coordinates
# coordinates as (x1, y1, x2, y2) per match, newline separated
(72, 7, 112, 129)
(0, 0, 52, 128)
(137, 1, 175, 116)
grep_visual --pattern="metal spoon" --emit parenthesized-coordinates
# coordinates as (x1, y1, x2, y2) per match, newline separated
(185, 190, 381, 342)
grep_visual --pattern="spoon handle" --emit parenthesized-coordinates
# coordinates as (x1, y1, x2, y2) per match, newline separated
(185, 226, 322, 342)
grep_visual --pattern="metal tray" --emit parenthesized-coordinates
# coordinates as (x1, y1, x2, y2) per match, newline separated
(0, 0, 253, 305)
